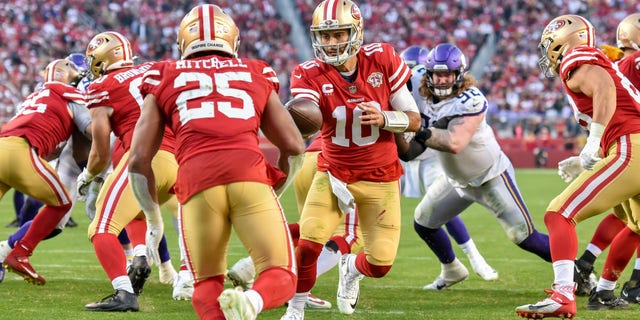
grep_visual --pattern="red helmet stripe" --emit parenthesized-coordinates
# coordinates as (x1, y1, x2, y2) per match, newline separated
(324, 0, 338, 20)
(107, 31, 132, 61)
(199, 5, 216, 41)
(574, 15, 595, 47)
(45, 60, 61, 82)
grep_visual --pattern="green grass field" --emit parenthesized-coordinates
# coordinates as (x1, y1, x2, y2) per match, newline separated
(0, 169, 636, 319)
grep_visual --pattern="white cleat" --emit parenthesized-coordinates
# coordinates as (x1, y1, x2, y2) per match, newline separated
(227, 257, 256, 290)
(280, 307, 304, 320)
(306, 292, 331, 309)
(172, 271, 194, 301)
(337, 254, 364, 314)
(423, 258, 469, 290)
(219, 287, 257, 320)
(0, 240, 10, 262)
(468, 255, 498, 281)
(159, 260, 178, 285)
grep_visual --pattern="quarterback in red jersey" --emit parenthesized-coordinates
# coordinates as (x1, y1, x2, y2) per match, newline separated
(0, 59, 90, 285)
(81, 31, 178, 312)
(516, 15, 640, 319)
(282, 1, 421, 318)
(127, 4, 305, 320)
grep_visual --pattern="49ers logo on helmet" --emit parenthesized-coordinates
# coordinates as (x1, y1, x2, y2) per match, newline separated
(87, 37, 105, 52)
(543, 19, 566, 36)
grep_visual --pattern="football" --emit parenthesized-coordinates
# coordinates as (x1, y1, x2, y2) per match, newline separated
(285, 98, 322, 137)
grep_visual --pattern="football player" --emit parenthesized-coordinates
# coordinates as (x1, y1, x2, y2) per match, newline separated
(0, 59, 90, 285)
(282, 1, 421, 318)
(80, 31, 178, 312)
(516, 14, 640, 318)
(127, 4, 305, 319)
(398, 45, 498, 286)
(570, 12, 640, 305)
(396, 42, 551, 292)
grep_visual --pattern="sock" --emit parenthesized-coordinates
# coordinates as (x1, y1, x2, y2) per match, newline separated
(18, 203, 70, 253)
(112, 275, 134, 294)
(252, 267, 295, 310)
(444, 216, 470, 244)
(117, 229, 131, 246)
(544, 211, 577, 262)
(295, 240, 323, 293)
(244, 289, 264, 314)
(601, 227, 640, 282)
(124, 219, 146, 247)
(8, 221, 32, 247)
(517, 230, 552, 262)
(589, 213, 625, 250)
(458, 239, 479, 257)
(414, 221, 455, 264)
(287, 292, 308, 311)
(191, 276, 225, 320)
(18, 197, 44, 225)
(12, 191, 24, 218)
(92, 233, 128, 281)
(316, 245, 341, 277)
(552, 260, 574, 287)
(133, 244, 146, 257)
(596, 277, 617, 292)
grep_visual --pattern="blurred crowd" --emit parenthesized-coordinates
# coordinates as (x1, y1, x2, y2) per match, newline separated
(1, 0, 640, 151)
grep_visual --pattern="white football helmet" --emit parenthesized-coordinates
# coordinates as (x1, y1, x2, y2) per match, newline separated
(617, 13, 640, 50)
(538, 15, 596, 78)
(85, 31, 134, 79)
(310, 0, 363, 66)
(177, 4, 240, 59)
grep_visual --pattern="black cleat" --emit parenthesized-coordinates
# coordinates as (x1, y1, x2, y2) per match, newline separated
(85, 290, 139, 312)
(574, 259, 595, 296)
(128, 256, 151, 295)
(65, 217, 78, 228)
(5, 219, 19, 228)
(587, 288, 629, 310)
(621, 280, 640, 303)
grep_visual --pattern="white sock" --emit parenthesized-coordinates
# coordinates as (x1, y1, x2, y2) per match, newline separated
(287, 292, 308, 311)
(586, 244, 603, 258)
(552, 260, 574, 287)
(346, 254, 362, 276)
(133, 244, 146, 257)
(316, 246, 341, 277)
(459, 239, 479, 257)
(245, 289, 264, 314)
(597, 277, 617, 291)
(112, 275, 134, 294)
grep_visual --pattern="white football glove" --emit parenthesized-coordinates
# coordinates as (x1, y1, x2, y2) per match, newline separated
(145, 218, 164, 266)
(76, 168, 95, 201)
(579, 123, 605, 170)
(557, 156, 584, 183)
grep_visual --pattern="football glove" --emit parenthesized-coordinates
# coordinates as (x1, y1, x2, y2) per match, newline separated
(557, 156, 584, 183)
(579, 123, 604, 170)
(145, 218, 164, 266)
(76, 168, 95, 201)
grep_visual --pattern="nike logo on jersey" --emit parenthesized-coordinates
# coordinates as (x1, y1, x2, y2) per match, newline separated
(294, 74, 302, 79)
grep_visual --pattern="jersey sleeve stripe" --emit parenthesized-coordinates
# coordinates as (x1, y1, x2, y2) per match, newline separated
(390, 67, 411, 92)
(291, 87, 319, 100)
(561, 56, 597, 76)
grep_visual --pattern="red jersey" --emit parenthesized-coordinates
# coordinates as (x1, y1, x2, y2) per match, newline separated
(560, 46, 640, 152)
(140, 54, 282, 202)
(1, 82, 85, 157)
(616, 49, 640, 93)
(86, 62, 175, 153)
(289, 42, 411, 183)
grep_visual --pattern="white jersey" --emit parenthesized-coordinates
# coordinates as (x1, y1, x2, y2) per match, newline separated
(409, 65, 438, 161)
(421, 86, 510, 188)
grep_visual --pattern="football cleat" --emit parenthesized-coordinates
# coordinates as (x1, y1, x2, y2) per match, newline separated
(280, 307, 304, 320)
(218, 287, 257, 320)
(159, 260, 177, 285)
(306, 292, 332, 309)
(227, 257, 256, 290)
(85, 289, 139, 312)
(515, 284, 576, 319)
(621, 280, 640, 303)
(573, 259, 595, 296)
(3, 251, 45, 285)
(586, 288, 629, 310)
(423, 258, 469, 290)
(127, 256, 151, 295)
(467, 254, 498, 281)
(172, 271, 194, 301)
(337, 253, 364, 314)
(0, 240, 11, 263)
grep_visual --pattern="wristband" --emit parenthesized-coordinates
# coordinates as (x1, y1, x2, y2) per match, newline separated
(382, 111, 410, 133)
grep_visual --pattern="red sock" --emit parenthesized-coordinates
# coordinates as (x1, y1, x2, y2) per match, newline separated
(602, 227, 640, 281)
(252, 267, 296, 309)
(544, 211, 577, 262)
(192, 275, 225, 320)
(590, 213, 625, 250)
(124, 219, 146, 247)
(287, 223, 300, 247)
(92, 233, 128, 281)
(354, 252, 392, 278)
(18, 204, 71, 253)
(296, 239, 323, 292)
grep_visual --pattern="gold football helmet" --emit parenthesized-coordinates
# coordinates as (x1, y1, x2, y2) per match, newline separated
(617, 13, 640, 50)
(85, 31, 134, 79)
(538, 15, 596, 78)
(43, 59, 81, 85)
(310, 0, 363, 66)
(177, 4, 240, 59)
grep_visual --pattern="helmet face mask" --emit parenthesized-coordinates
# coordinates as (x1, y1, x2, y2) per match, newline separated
(424, 43, 467, 98)
(310, 0, 363, 66)
(43, 59, 82, 85)
(85, 31, 134, 79)
(617, 13, 640, 50)
(177, 4, 240, 59)
(538, 15, 596, 78)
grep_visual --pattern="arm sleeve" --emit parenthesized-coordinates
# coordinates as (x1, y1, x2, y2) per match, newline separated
(69, 101, 92, 138)
(390, 85, 419, 112)
(398, 139, 427, 162)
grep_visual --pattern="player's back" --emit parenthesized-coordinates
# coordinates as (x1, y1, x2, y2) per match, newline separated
(1, 82, 85, 157)
(86, 63, 154, 150)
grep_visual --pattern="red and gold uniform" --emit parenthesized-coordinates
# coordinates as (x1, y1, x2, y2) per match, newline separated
(140, 54, 295, 307)
(290, 42, 410, 292)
